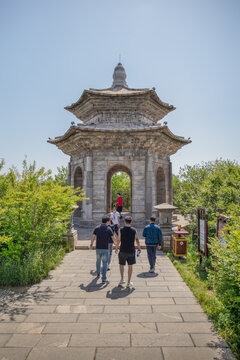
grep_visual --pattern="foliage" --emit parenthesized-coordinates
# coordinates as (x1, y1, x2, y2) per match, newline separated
(0, 247, 65, 286)
(111, 172, 131, 210)
(173, 159, 240, 221)
(208, 218, 240, 354)
(54, 166, 68, 186)
(0, 159, 85, 266)
(171, 159, 240, 357)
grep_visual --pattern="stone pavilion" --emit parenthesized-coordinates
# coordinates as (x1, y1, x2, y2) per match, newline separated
(48, 63, 190, 224)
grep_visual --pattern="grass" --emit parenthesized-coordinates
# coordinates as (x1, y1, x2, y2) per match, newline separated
(168, 241, 240, 359)
(0, 246, 66, 287)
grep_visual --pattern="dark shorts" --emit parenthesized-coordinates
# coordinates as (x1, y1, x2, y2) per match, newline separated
(118, 251, 136, 265)
(117, 206, 122, 213)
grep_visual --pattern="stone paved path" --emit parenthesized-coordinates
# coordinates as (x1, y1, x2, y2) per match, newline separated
(0, 250, 235, 360)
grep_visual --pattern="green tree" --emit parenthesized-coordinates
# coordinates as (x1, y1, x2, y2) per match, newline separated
(54, 166, 68, 186)
(173, 160, 240, 220)
(0, 160, 85, 261)
(111, 172, 131, 211)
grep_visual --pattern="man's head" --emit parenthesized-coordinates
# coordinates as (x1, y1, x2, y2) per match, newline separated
(125, 216, 132, 226)
(150, 216, 156, 223)
(102, 215, 110, 225)
(117, 193, 121, 197)
(112, 206, 116, 212)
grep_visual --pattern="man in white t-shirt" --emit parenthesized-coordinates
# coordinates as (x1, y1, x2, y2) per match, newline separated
(107, 206, 120, 270)
(110, 206, 120, 235)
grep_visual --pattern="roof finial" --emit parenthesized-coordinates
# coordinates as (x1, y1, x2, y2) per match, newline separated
(112, 62, 128, 89)
(119, 54, 121, 63)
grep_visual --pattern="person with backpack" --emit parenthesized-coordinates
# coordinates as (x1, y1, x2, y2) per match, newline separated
(142, 216, 162, 273)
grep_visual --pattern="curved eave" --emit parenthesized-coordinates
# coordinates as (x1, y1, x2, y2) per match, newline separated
(64, 89, 175, 121)
(48, 125, 191, 156)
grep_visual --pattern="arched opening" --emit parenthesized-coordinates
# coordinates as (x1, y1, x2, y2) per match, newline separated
(74, 166, 83, 216)
(107, 165, 132, 214)
(156, 167, 166, 204)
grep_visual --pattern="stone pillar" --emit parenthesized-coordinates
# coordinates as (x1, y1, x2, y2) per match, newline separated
(169, 160, 173, 205)
(67, 161, 71, 186)
(145, 152, 153, 219)
(92, 155, 106, 221)
(131, 158, 146, 222)
(82, 153, 93, 219)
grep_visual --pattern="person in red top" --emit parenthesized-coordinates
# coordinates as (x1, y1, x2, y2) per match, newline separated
(116, 193, 123, 219)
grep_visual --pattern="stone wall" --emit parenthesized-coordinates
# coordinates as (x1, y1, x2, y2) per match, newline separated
(70, 149, 173, 224)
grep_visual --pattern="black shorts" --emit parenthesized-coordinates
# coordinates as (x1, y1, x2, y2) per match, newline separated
(118, 252, 136, 265)
(117, 206, 122, 213)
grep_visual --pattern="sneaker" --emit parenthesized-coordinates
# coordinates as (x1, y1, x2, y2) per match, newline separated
(126, 281, 134, 288)
(96, 274, 100, 278)
(102, 280, 109, 284)
(118, 279, 125, 286)
(149, 268, 155, 273)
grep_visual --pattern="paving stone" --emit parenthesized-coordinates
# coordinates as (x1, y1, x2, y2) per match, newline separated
(0, 250, 233, 359)
(23, 305, 56, 313)
(132, 333, 193, 346)
(163, 276, 183, 281)
(191, 333, 229, 347)
(35, 334, 70, 347)
(0, 323, 18, 333)
(24, 314, 78, 323)
(157, 322, 213, 333)
(104, 305, 152, 313)
(78, 313, 130, 322)
(107, 290, 149, 298)
(0, 347, 31, 360)
(69, 333, 130, 347)
(132, 286, 169, 292)
(174, 297, 198, 304)
(95, 347, 164, 360)
(129, 298, 174, 305)
(56, 305, 103, 313)
(84, 298, 129, 305)
(168, 285, 189, 291)
(5, 334, 42, 347)
(131, 312, 182, 322)
(43, 323, 100, 334)
(38, 281, 72, 286)
(152, 305, 203, 313)
(181, 312, 209, 322)
(0, 334, 12, 346)
(100, 322, 157, 333)
(16, 323, 45, 334)
(27, 347, 95, 360)
(162, 347, 235, 360)
(149, 291, 193, 298)
(0, 314, 27, 322)
(38, 298, 85, 305)
(146, 281, 178, 286)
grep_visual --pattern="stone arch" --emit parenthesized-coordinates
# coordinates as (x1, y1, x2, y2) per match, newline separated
(156, 166, 166, 204)
(74, 166, 83, 214)
(106, 164, 132, 213)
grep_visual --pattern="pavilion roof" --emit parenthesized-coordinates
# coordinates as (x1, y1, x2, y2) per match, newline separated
(48, 124, 191, 156)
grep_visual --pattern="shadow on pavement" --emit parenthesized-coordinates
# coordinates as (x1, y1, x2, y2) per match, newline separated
(137, 272, 159, 278)
(0, 287, 59, 321)
(79, 277, 109, 292)
(106, 286, 135, 300)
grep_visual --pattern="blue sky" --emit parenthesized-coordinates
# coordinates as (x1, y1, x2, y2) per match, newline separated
(0, 0, 239, 175)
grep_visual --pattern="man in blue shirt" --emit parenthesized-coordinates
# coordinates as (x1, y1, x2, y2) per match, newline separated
(142, 217, 162, 273)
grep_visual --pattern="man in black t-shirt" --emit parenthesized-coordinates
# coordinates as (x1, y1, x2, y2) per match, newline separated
(90, 216, 116, 283)
(115, 216, 141, 288)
